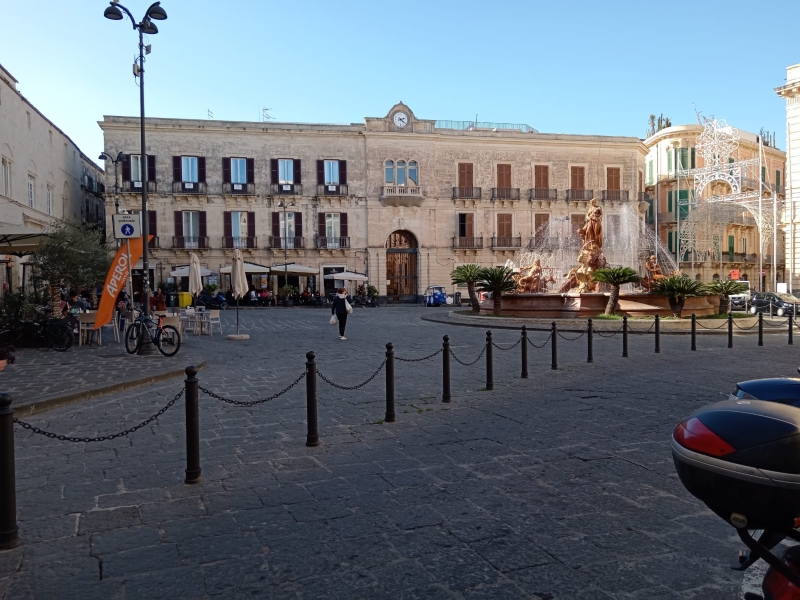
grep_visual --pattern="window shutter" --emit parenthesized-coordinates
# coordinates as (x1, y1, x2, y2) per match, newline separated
(667, 149, 673, 172)
(198, 211, 207, 238)
(198, 157, 206, 183)
(465, 213, 474, 238)
(272, 212, 280, 236)
(691, 147, 696, 168)
(293, 160, 302, 184)
(340, 213, 348, 238)
(497, 164, 511, 188)
(270, 159, 278, 184)
(148, 210, 157, 238)
(317, 160, 324, 185)
(223, 211, 232, 238)
(318, 212, 326, 237)
(534, 165, 548, 189)
(172, 156, 181, 182)
(339, 160, 347, 185)
(246, 158, 255, 184)
(147, 155, 156, 182)
(247, 211, 255, 239)
(222, 158, 231, 184)
(776, 170, 781, 189)
(174, 211, 183, 238)
(607, 168, 620, 190)
(668, 190, 673, 212)
(761, 166, 766, 182)
(668, 232, 673, 252)
(295, 212, 302, 237)
(121, 154, 131, 182)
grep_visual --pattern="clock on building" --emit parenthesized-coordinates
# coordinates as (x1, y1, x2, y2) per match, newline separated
(393, 112, 409, 128)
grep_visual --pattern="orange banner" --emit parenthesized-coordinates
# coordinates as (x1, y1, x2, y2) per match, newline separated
(94, 237, 151, 330)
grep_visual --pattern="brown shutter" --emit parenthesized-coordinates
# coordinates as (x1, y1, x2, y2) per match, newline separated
(293, 159, 302, 184)
(246, 158, 255, 184)
(534, 213, 550, 238)
(458, 163, 473, 188)
(270, 159, 278, 184)
(247, 211, 256, 245)
(497, 214, 512, 238)
(172, 156, 181, 182)
(223, 211, 232, 238)
(272, 212, 280, 236)
(317, 160, 325, 185)
(571, 166, 585, 190)
(607, 167, 621, 190)
(147, 155, 156, 182)
(148, 210, 157, 237)
(465, 213, 474, 238)
(535, 165, 549, 189)
(121, 154, 131, 182)
(294, 212, 302, 237)
(174, 211, 183, 247)
(222, 158, 231, 184)
(198, 211, 207, 238)
(340, 213, 348, 238)
(318, 212, 326, 236)
(497, 164, 511, 188)
(198, 157, 206, 183)
(339, 160, 347, 185)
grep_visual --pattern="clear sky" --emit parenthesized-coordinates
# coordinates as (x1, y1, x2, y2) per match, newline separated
(2, 0, 798, 167)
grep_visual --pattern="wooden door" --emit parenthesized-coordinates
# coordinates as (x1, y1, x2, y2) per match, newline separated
(497, 164, 511, 188)
(607, 167, 621, 190)
(386, 251, 418, 298)
(497, 214, 512, 238)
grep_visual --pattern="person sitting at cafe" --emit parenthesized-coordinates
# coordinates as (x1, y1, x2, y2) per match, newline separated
(301, 289, 310, 305)
(264, 289, 274, 306)
(69, 293, 89, 313)
(249, 287, 257, 305)
(155, 288, 167, 311)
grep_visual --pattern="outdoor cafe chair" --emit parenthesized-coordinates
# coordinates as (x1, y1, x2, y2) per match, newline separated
(78, 312, 100, 347)
(208, 310, 222, 336)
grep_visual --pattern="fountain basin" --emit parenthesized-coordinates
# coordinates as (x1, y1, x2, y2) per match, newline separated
(482, 293, 720, 318)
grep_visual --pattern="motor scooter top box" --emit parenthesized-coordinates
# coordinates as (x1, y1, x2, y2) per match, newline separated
(672, 399, 800, 531)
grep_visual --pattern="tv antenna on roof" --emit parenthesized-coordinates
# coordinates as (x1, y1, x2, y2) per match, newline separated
(262, 107, 275, 122)
(207, 109, 213, 119)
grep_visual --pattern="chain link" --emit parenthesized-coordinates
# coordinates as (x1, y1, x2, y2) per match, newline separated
(763, 318, 790, 328)
(450, 345, 487, 366)
(557, 330, 586, 341)
(396, 348, 443, 362)
(14, 389, 185, 443)
(317, 360, 386, 391)
(694, 319, 728, 330)
(593, 325, 624, 338)
(200, 371, 306, 406)
(625, 320, 657, 335)
(733, 319, 759, 330)
(527, 334, 552, 349)
(492, 338, 521, 351)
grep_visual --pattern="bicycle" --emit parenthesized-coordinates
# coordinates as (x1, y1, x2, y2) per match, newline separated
(125, 311, 181, 357)
(0, 307, 73, 351)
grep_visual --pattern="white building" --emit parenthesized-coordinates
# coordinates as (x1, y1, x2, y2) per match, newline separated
(776, 63, 800, 293)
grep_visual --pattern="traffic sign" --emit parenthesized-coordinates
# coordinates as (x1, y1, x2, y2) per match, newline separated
(112, 214, 142, 239)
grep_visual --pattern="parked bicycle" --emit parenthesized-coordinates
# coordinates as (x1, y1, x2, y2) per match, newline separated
(125, 311, 181, 357)
(0, 307, 73, 351)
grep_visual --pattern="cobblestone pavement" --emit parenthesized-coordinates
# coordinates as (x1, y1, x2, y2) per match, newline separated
(1, 307, 798, 599)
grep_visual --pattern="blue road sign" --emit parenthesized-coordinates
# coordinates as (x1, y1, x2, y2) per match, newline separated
(121, 224, 134, 236)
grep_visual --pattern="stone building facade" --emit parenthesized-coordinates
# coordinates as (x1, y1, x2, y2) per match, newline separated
(777, 63, 800, 294)
(99, 103, 648, 301)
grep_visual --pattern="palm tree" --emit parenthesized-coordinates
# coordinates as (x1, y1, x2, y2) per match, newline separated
(651, 275, 705, 317)
(451, 264, 483, 313)
(704, 279, 749, 314)
(477, 266, 518, 316)
(593, 267, 640, 315)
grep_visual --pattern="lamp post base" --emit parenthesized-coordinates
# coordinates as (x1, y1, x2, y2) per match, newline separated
(137, 337, 158, 356)
(227, 334, 249, 341)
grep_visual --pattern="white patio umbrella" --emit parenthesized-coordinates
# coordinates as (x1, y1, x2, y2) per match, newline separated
(323, 271, 368, 281)
(230, 249, 249, 339)
(188, 253, 203, 302)
(170, 265, 215, 278)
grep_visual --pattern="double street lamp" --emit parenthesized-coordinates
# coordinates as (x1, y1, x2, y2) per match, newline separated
(98, 151, 124, 214)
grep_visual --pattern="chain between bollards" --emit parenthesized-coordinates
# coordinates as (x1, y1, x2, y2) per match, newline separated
(654, 314, 660, 353)
(691, 314, 697, 352)
(587, 319, 593, 363)
(385, 343, 395, 423)
(184, 366, 202, 485)
(758, 312, 764, 347)
(485, 331, 494, 391)
(622, 316, 628, 358)
(520, 326, 529, 379)
(728, 313, 733, 349)
(0, 393, 19, 550)
(306, 352, 319, 446)
(551, 321, 558, 370)
(790, 315, 794, 346)
(442, 335, 451, 403)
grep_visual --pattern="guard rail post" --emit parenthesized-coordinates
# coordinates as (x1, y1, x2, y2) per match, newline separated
(442, 335, 451, 403)
(0, 394, 19, 550)
(655, 315, 660, 353)
(485, 331, 494, 391)
(758, 313, 764, 347)
(622, 316, 629, 358)
(184, 366, 202, 485)
(551, 321, 558, 370)
(384, 343, 395, 423)
(728, 313, 733, 349)
(790, 315, 794, 346)
(520, 326, 528, 379)
(587, 318, 593, 363)
(691, 314, 697, 352)
(305, 352, 320, 446)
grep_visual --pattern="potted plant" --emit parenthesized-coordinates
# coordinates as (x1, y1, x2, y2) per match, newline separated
(593, 267, 640, 315)
(476, 266, 518, 316)
(704, 280, 749, 314)
(0, 346, 16, 370)
(451, 264, 483, 313)
(282, 285, 297, 307)
(366, 285, 379, 307)
(651, 275, 705, 317)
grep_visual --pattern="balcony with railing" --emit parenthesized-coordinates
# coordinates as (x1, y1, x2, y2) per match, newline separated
(148, 236, 159, 249)
(452, 236, 484, 249)
(121, 180, 157, 194)
(657, 212, 677, 224)
(172, 181, 207, 195)
(222, 183, 256, 195)
(764, 254, 786, 264)
(491, 237, 521, 249)
(172, 236, 209, 249)
(529, 188, 557, 201)
(565, 189, 594, 201)
(720, 252, 758, 263)
(601, 190, 629, 201)
(222, 236, 257, 249)
(270, 183, 303, 196)
(268, 236, 305, 249)
(491, 188, 520, 201)
(381, 185, 424, 207)
(317, 184, 349, 197)
(315, 236, 351, 249)
(452, 187, 482, 199)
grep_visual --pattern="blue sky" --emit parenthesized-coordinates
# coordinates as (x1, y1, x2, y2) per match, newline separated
(2, 0, 798, 167)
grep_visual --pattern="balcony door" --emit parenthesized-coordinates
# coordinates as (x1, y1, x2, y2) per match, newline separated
(385, 230, 418, 302)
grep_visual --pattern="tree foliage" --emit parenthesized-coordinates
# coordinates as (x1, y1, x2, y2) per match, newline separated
(477, 266, 518, 316)
(651, 275, 705, 317)
(704, 279, 750, 314)
(593, 267, 640, 315)
(451, 263, 484, 313)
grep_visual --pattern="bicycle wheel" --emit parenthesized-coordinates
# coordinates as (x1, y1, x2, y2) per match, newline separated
(156, 325, 181, 357)
(125, 322, 143, 354)
(45, 323, 73, 351)
(0, 328, 19, 346)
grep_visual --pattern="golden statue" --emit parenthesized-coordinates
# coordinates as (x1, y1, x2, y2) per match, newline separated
(641, 255, 664, 291)
(579, 199, 603, 250)
(558, 199, 606, 293)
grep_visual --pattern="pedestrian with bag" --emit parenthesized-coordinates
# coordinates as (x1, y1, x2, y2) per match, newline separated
(330, 287, 353, 340)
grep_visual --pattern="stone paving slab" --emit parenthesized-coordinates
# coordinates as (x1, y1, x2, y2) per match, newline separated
(1, 308, 798, 598)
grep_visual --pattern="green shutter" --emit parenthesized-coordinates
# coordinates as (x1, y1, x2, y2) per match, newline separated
(667, 148, 673, 172)
(668, 232, 673, 252)
(667, 190, 673, 212)
(762, 166, 766, 182)
(678, 148, 688, 170)
(678, 190, 689, 220)
(728, 235, 735, 253)
(776, 170, 781, 190)
(691, 147, 696, 168)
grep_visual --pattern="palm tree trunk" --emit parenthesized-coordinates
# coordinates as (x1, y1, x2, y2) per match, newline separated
(493, 292, 502, 316)
(669, 297, 685, 318)
(720, 297, 730, 314)
(49, 285, 61, 314)
(468, 282, 480, 313)
(606, 285, 620, 315)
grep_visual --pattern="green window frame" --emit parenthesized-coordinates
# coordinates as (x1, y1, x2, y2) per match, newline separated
(776, 170, 782, 190)
(667, 190, 673, 212)
(678, 190, 689, 220)
(668, 231, 673, 252)
(762, 166, 766, 182)
(690, 147, 696, 169)
(667, 148, 673, 173)
(728, 235, 735, 253)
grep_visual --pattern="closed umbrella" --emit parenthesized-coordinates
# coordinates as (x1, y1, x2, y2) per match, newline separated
(188, 253, 203, 304)
(230, 248, 248, 338)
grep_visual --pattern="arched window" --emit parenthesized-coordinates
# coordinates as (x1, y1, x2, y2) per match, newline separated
(384, 160, 394, 184)
(712, 273, 720, 281)
(396, 161, 406, 186)
(408, 161, 418, 185)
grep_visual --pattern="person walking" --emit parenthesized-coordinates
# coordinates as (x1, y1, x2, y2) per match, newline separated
(155, 288, 167, 312)
(331, 287, 351, 340)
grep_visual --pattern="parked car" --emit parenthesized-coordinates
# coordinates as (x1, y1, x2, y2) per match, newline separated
(728, 280, 751, 310)
(748, 292, 799, 316)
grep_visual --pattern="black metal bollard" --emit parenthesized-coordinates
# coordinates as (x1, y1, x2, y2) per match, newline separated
(622, 316, 629, 358)
(485, 331, 494, 391)
(587, 318, 593, 363)
(790, 315, 794, 346)
(551, 321, 558, 370)
(442, 335, 451, 403)
(758, 312, 764, 347)
(305, 352, 319, 446)
(385, 343, 395, 423)
(520, 326, 528, 379)
(184, 366, 202, 485)
(0, 394, 19, 550)
(728, 313, 733, 349)
(654, 314, 660, 354)
(691, 314, 697, 352)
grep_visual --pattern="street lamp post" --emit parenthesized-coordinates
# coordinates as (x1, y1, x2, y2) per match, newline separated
(98, 151, 124, 214)
(104, 1, 167, 354)
(277, 201, 295, 305)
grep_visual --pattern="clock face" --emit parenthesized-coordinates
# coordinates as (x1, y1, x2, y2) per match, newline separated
(393, 112, 409, 128)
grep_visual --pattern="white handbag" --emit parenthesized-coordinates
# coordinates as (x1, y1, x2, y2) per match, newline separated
(345, 300, 353, 314)
(329, 314, 337, 325)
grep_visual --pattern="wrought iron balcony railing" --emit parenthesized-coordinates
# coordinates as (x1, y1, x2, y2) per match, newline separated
(565, 189, 594, 201)
(491, 188, 521, 200)
(121, 181, 157, 193)
(529, 188, 557, 201)
(147, 236, 159, 249)
(491, 237, 521, 248)
(268, 236, 304, 249)
(172, 236, 209, 249)
(315, 236, 350, 249)
(172, 181, 207, 194)
(270, 183, 303, 196)
(452, 187, 482, 199)
(316, 184, 349, 197)
(222, 183, 256, 195)
(452, 236, 483, 249)
(222, 236, 257, 249)
(601, 190, 629, 201)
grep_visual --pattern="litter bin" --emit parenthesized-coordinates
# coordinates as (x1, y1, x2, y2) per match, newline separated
(178, 292, 193, 308)
(167, 292, 178, 308)
(454, 292, 462, 307)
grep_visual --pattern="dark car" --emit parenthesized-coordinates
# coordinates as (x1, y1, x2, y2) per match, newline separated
(731, 375, 800, 407)
(748, 292, 799, 316)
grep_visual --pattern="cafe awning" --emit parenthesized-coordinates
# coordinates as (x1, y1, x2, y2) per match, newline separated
(271, 263, 318, 275)
(220, 261, 270, 274)
(170, 265, 216, 277)
(323, 270, 368, 281)
(0, 225, 47, 257)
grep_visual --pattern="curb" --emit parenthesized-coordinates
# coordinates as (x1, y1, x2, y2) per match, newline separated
(12, 361, 208, 418)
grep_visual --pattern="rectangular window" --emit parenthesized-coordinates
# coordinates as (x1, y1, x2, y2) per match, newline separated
(458, 213, 474, 238)
(279, 212, 296, 248)
(677, 148, 688, 170)
(47, 186, 52, 215)
(667, 190, 673, 213)
(678, 190, 689, 220)
(231, 158, 247, 184)
(742, 238, 747, 254)
(131, 155, 143, 182)
(606, 167, 620, 190)
(570, 166, 585, 190)
(231, 211, 248, 247)
(408, 161, 418, 185)
(668, 231, 673, 252)
(183, 211, 200, 248)
(458, 163, 473, 188)
(182, 157, 198, 183)
(776, 170, 782, 190)
(279, 159, 294, 184)
(728, 235, 735, 254)
(761, 166, 766, 182)
(497, 164, 511, 188)
(667, 148, 673, 173)
(325, 213, 341, 248)
(385, 161, 394, 184)
(1, 159, 9, 197)
(647, 161, 653, 184)
(497, 213, 512, 238)
(691, 147, 696, 168)
(324, 160, 339, 185)
(534, 165, 549, 189)
(397, 161, 407, 186)
(27, 176, 34, 208)
(534, 214, 549, 240)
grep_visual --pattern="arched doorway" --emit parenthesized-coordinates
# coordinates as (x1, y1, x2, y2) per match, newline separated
(385, 230, 418, 302)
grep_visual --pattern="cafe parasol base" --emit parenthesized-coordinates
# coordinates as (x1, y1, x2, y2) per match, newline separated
(227, 334, 250, 341)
